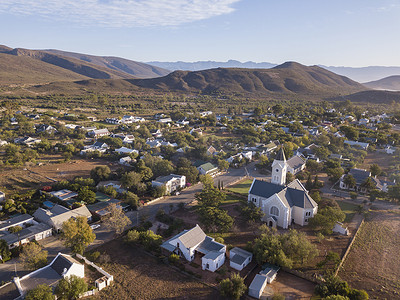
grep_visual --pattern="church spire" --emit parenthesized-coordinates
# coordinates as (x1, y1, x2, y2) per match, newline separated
(271, 146, 287, 186)
(275, 147, 286, 162)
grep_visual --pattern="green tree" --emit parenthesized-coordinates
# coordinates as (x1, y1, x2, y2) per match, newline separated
(360, 177, 375, 193)
(123, 191, 139, 209)
(219, 273, 247, 300)
(19, 243, 48, 270)
(198, 206, 233, 233)
(90, 165, 111, 183)
(0, 239, 11, 262)
(25, 284, 54, 300)
(286, 172, 295, 184)
(343, 175, 356, 190)
(78, 186, 96, 204)
(240, 202, 264, 222)
(121, 171, 143, 189)
(104, 203, 132, 235)
(61, 216, 95, 254)
(195, 186, 226, 208)
(369, 164, 381, 177)
(218, 159, 230, 171)
(309, 206, 345, 235)
(281, 230, 319, 265)
(55, 275, 88, 300)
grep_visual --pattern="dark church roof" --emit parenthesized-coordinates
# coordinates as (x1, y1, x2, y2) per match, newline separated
(249, 179, 317, 209)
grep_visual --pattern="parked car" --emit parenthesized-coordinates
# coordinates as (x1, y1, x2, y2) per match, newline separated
(90, 224, 101, 230)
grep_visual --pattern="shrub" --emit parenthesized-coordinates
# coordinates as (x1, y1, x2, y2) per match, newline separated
(168, 254, 180, 264)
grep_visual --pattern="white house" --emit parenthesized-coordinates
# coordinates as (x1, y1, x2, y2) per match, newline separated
(197, 162, 218, 176)
(344, 140, 369, 150)
(248, 149, 318, 229)
(248, 264, 280, 299)
(88, 128, 110, 138)
(119, 156, 133, 166)
(189, 128, 203, 136)
(1, 223, 53, 249)
(333, 222, 350, 236)
(229, 247, 252, 271)
(114, 146, 138, 155)
(152, 174, 186, 194)
(13, 253, 84, 298)
(161, 225, 226, 272)
(286, 155, 306, 175)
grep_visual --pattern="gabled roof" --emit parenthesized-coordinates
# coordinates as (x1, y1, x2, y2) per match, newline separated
(198, 162, 218, 172)
(249, 179, 286, 199)
(0, 214, 33, 231)
(153, 174, 184, 184)
(197, 236, 224, 254)
(287, 155, 305, 169)
(51, 254, 77, 276)
(348, 168, 371, 185)
(178, 224, 206, 249)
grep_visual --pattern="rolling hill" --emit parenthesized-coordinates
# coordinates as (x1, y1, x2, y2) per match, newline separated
(0, 45, 170, 85)
(363, 76, 400, 91)
(28, 61, 368, 99)
(131, 61, 366, 96)
(330, 90, 400, 104)
(45, 49, 170, 78)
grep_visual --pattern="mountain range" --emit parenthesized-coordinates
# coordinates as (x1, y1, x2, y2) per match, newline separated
(147, 60, 400, 83)
(0, 45, 169, 85)
(1, 44, 400, 104)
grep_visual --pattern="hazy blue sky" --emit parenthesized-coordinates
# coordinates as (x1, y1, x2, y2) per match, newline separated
(1, 0, 400, 66)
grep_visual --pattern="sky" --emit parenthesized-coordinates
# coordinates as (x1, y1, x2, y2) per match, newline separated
(1, 0, 400, 67)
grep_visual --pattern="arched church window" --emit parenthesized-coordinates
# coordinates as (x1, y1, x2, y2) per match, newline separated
(270, 206, 279, 216)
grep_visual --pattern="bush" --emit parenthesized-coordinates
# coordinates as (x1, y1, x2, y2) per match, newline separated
(125, 230, 140, 244)
(349, 192, 358, 200)
(168, 254, 180, 264)
(88, 251, 100, 262)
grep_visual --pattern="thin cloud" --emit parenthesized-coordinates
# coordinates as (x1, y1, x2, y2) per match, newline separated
(0, 0, 241, 27)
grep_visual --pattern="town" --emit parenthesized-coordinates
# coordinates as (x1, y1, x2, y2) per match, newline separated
(0, 97, 399, 299)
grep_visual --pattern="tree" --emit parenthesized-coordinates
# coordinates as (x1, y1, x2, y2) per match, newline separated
(327, 167, 344, 182)
(317, 251, 341, 274)
(0, 239, 11, 262)
(343, 175, 356, 190)
(9, 225, 22, 246)
(369, 164, 381, 177)
(61, 216, 95, 254)
(286, 172, 295, 184)
(240, 202, 264, 222)
(19, 243, 48, 270)
(55, 275, 88, 300)
(198, 206, 233, 233)
(90, 166, 110, 183)
(25, 284, 54, 300)
(218, 159, 230, 171)
(78, 186, 96, 204)
(309, 206, 345, 235)
(280, 230, 319, 265)
(219, 273, 247, 300)
(176, 157, 199, 184)
(123, 191, 139, 209)
(305, 174, 313, 190)
(195, 186, 226, 208)
(360, 177, 374, 193)
(104, 203, 132, 235)
(121, 171, 143, 189)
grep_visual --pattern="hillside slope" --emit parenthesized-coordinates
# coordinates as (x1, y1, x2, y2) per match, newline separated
(363, 76, 400, 91)
(0, 53, 89, 85)
(131, 61, 366, 96)
(45, 49, 170, 78)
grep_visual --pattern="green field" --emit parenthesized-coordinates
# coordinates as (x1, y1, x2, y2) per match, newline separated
(222, 193, 244, 204)
(227, 178, 253, 195)
(337, 201, 359, 223)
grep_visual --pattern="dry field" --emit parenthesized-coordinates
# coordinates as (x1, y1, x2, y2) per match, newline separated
(0, 157, 117, 193)
(358, 151, 397, 174)
(339, 210, 400, 299)
(89, 239, 221, 300)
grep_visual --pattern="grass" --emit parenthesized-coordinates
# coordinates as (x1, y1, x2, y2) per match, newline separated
(222, 193, 243, 204)
(336, 201, 359, 223)
(226, 178, 253, 196)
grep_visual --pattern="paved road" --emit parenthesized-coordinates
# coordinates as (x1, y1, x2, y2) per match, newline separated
(0, 164, 254, 283)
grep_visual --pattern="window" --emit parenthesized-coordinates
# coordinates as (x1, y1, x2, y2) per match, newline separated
(275, 169, 279, 173)
(305, 218, 309, 223)
(305, 212, 311, 217)
(252, 198, 257, 203)
(270, 206, 279, 216)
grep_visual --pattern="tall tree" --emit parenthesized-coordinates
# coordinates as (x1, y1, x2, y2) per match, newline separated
(55, 275, 87, 300)
(90, 166, 110, 183)
(0, 239, 11, 262)
(343, 174, 356, 190)
(61, 216, 95, 254)
(25, 284, 54, 300)
(219, 273, 247, 300)
(104, 203, 132, 235)
(19, 243, 48, 270)
(370, 164, 382, 177)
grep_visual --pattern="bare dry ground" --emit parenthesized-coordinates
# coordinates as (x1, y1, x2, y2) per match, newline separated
(339, 210, 400, 299)
(89, 239, 221, 300)
(0, 157, 117, 193)
(358, 151, 397, 174)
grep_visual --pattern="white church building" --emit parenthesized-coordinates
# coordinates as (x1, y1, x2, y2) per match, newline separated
(248, 148, 318, 229)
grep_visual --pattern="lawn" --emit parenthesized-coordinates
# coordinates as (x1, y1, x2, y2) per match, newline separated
(227, 178, 253, 195)
(222, 193, 244, 204)
(336, 201, 359, 223)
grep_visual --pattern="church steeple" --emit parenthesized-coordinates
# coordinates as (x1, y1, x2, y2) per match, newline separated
(271, 147, 287, 186)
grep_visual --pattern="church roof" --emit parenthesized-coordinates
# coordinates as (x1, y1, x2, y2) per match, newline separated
(249, 179, 317, 209)
(249, 180, 286, 199)
(275, 148, 286, 161)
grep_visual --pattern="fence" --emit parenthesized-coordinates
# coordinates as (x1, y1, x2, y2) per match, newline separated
(334, 218, 365, 276)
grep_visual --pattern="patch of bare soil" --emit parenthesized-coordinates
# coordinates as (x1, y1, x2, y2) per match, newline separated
(90, 239, 221, 300)
(339, 210, 400, 299)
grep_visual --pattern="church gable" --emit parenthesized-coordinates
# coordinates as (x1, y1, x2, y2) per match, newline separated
(261, 194, 290, 228)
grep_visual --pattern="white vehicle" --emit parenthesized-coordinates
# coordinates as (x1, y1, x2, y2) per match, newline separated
(90, 224, 101, 230)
